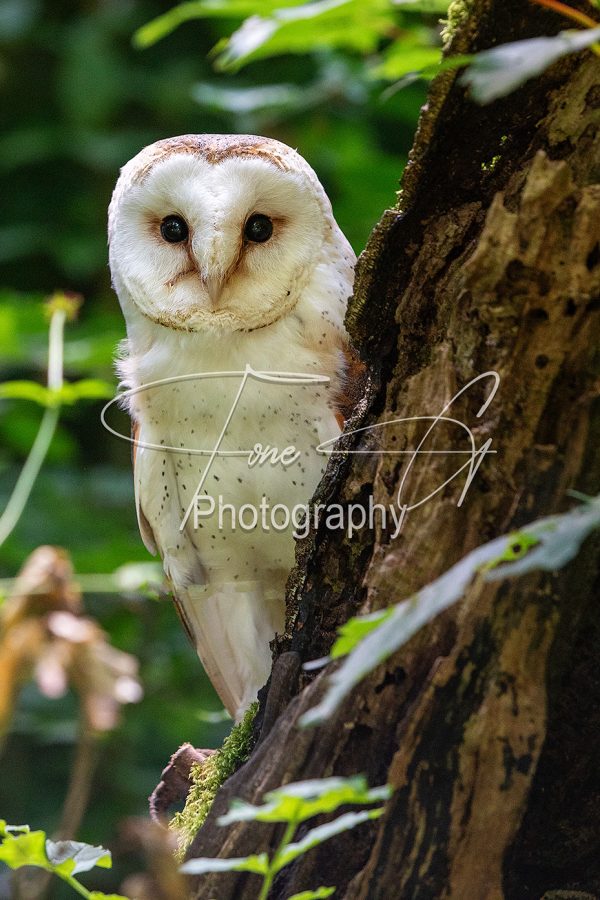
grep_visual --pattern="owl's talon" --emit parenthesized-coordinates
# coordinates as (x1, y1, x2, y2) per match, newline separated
(149, 743, 216, 823)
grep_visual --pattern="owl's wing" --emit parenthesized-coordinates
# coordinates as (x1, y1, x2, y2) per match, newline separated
(130, 341, 364, 720)
(131, 420, 199, 649)
(131, 420, 282, 720)
(176, 581, 285, 719)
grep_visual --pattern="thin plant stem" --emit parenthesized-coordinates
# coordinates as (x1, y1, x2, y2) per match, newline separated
(0, 406, 60, 546)
(13, 858, 93, 900)
(530, 0, 599, 26)
(47, 309, 66, 391)
(0, 309, 66, 547)
(530, 0, 600, 54)
(63, 874, 93, 899)
(258, 817, 298, 900)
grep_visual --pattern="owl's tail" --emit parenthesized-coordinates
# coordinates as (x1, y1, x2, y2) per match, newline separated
(173, 579, 286, 721)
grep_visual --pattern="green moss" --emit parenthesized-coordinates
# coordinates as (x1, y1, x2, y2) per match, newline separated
(170, 702, 258, 857)
(441, 0, 475, 47)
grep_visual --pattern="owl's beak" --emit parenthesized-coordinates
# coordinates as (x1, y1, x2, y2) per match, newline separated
(202, 275, 224, 309)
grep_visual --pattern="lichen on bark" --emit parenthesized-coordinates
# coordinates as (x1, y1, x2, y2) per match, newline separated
(441, 0, 476, 47)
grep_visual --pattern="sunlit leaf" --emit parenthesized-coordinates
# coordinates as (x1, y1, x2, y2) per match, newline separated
(134, 0, 306, 48)
(192, 80, 306, 114)
(218, 776, 391, 825)
(186, 778, 390, 890)
(301, 496, 600, 726)
(0, 822, 30, 838)
(287, 889, 336, 900)
(330, 608, 393, 658)
(0, 830, 50, 870)
(89, 894, 130, 899)
(480, 530, 540, 572)
(180, 853, 269, 876)
(276, 809, 384, 871)
(45, 839, 112, 875)
(112, 561, 164, 592)
(378, 53, 473, 98)
(214, 0, 397, 72)
(55, 379, 114, 404)
(0, 380, 51, 405)
(371, 34, 442, 80)
(0, 826, 123, 897)
(484, 502, 600, 578)
(461, 26, 600, 104)
(0, 378, 113, 407)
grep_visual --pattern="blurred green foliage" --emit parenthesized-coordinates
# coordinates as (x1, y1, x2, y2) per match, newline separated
(0, 822, 124, 899)
(0, 0, 440, 893)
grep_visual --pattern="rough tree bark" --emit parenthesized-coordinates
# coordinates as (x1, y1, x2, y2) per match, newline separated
(186, 1, 600, 897)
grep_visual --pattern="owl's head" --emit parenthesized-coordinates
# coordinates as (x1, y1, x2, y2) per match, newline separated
(108, 134, 341, 334)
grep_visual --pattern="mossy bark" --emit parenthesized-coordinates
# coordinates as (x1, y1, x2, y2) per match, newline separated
(186, 1, 600, 897)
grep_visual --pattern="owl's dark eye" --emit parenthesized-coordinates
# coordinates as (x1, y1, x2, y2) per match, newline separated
(244, 214, 273, 243)
(160, 215, 189, 243)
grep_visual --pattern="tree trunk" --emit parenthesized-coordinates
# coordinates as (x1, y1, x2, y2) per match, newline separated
(187, 1, 600, 897)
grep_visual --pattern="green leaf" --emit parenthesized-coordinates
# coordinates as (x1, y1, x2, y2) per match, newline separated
(55, 379, 114, 405)
(481, 530, 540, 572)
(330, 608, 393, 658)
(484, 502, 600, 578)
(134, 0, 306, 48)
(371, 34, 442, 81)
(0, 380, 52, 405)
(0, 827, 115, 890)
(300, 496, 600, 727)
(0, 831, 50, 871)
(180, 853, 269, 876)
(213, 0, 397, 72)
(287, 889, 336, 900)
(377, 53, 473, 98)
(112, 561, 165, 593)
(191, 80, 307, 115)
(45, 839, 112, 875)
(219, 776, 391, 825)
(0, 822, 30, 838)
(136, 0, 398, 63)
(89, 894, 131, 899)
(461, 27, 600, 104)
(0, 378, 113, 407)
(276, 809, 384, 871)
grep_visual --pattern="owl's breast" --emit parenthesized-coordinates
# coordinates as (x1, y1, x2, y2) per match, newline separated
(134, 368, 340, 588)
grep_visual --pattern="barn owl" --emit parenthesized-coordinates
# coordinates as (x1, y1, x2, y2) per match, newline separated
(108, 134, 359, 720)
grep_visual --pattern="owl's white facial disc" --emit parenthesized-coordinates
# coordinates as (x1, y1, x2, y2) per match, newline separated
(109, 144, 328, 334)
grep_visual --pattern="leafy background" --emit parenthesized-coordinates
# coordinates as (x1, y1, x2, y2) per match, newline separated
(0, 0, 440, 894)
